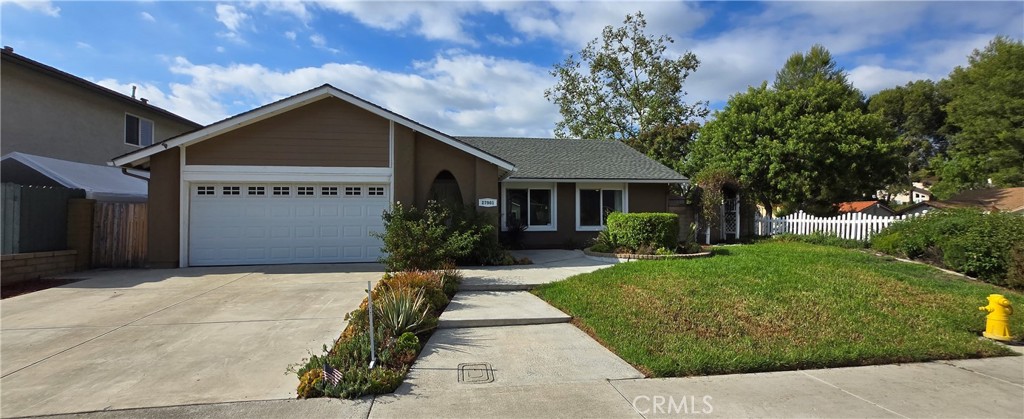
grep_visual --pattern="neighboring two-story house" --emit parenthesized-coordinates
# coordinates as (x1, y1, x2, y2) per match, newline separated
(1, 47, 200, 165)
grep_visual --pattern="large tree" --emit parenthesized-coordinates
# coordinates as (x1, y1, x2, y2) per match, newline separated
(867, 80, 949, 184)
(930, 36, 1024, 198)
(544, 12, 708, 170)
(773, 44, 848, 91)
(684, 46, 903, 215)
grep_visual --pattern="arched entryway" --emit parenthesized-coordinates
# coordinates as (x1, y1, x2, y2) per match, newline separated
(428, 170, 463, 208)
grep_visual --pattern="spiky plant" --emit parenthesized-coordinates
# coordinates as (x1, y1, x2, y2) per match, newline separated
(373, 286, 436, 336)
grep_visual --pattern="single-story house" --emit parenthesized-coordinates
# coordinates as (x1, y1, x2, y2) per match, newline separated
(897, 200, 943, 216)
(2, 152, 148, 202)
(836, 200, 896, 217)
(942, 187, 1024, 213)
(112, 84, 687, 268)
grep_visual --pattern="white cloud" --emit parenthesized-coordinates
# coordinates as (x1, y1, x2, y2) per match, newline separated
(215, 3, 249, 32)
(314, 1, 480, 44)
(847, 66, 936, 96)
(140, 11, 155, 22)
(75, 41, 92, 49)
(257, 0, 312, 24)
(0, 0, 60, 17)
(309, 33, 339, 53)
(109, 53, 557, 136)
(284, 30, 297, 41)
(216, 46, 225, 53)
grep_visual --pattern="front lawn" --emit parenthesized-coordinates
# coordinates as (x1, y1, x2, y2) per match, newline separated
(534, 242, 1022, 377)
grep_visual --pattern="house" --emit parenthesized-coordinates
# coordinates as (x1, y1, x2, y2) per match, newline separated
(836, 200, 896, 217)
(2, 152, 148, 202)
(112, 84, 687, 268)
(880, 181, 933, 205)
(897, 201, 942, 216)
(1, 47, 201, 165)
(941, 187, 1024, 213)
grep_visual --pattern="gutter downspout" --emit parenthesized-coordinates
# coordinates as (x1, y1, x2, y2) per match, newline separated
(121, 168, 150, 182)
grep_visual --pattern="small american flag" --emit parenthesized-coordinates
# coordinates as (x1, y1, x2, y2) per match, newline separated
(322, 363, 343, 386)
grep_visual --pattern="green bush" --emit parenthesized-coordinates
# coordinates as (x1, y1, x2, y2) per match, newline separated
(605, 212, 679, 252)
(870, 209, 1024, 286)
(771, 232, 868, 249)
(375, 202, 516, 270)
(1008, 244, 1024, 289)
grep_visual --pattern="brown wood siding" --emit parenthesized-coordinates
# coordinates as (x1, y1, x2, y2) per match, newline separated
(186, 97, 389, 167)
(392, 125, 416, 205)
(628, 183, 669, 213)
(147, 147, 180, 268)
(413, 133, 476, 207)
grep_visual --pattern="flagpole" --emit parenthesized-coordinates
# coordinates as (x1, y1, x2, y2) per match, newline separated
(367, 280, 377, 369)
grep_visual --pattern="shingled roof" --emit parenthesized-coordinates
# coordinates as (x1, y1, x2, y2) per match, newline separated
(459, 137, 687, 182)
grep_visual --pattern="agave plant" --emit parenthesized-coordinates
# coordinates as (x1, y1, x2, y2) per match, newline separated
(374, 286, 435, 336)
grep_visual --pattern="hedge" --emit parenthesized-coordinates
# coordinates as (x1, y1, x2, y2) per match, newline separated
(606, 212, 679, 252)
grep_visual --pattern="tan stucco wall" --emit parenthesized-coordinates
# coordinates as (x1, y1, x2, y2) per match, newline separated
(0, 60, 197, 165)
(186, 98, 388, 167)
(147, 147, 180, 268)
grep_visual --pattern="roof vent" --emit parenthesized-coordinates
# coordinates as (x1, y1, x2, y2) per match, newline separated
(2, 46, 12, 53)
(140, 98, 149, 104)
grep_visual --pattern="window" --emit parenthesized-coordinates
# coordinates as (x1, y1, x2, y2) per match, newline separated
(368, 186, 385, 196)
(505, 187, 554, 230)
(272, 186, 290, 196)
(297, 186, 315, 196)
(577, 187, 624, 229)
(197, 186, 215, 196)
(321, 186, 339, 196)
(125, 114, 154, 147)
(248, 186, 266, 196)
(345, 186, 362, 196)
(222, 186, 240, 196)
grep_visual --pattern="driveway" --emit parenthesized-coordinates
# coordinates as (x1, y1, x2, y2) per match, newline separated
(0, 263, 383, 417)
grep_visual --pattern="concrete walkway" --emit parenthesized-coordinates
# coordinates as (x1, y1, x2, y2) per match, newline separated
(458, 249, 613, 291)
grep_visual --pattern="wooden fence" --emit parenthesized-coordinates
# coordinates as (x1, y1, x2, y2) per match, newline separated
(754, 210, 928, 241)
(92, 202, 147, 268)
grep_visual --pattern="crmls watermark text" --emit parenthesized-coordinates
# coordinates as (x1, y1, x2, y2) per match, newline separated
(632, 395, 714, 415)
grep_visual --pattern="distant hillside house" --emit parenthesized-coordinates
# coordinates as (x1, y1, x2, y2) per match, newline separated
(836, 200, 896, 217)
(882, 181, 933, 205)
(1, 47, 200, 165)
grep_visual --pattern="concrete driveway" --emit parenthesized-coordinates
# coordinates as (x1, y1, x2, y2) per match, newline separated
(0, 263, 382, 417)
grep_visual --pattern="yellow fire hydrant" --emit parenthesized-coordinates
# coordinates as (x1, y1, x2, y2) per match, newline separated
(979, 294, 1014, 341)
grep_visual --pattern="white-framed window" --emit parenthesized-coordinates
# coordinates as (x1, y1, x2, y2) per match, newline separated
(502, 182, 556, 232)
(297, 186, 315, 196)
(576, 183, 628, 231)
(125, 113, 154, 147)
(247, 186, 266, 196)
(345, 186, 362, 196)
(272, 186, 291, 196)
(222, 186, 240, 196)
(321, 186, 339, 196)
(196, 185, 216, 196)
(368, 186, 386, 196)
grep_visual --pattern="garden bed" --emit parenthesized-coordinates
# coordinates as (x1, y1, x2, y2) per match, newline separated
(535, 241, 1022, 378)
(583, 246, 713, 262)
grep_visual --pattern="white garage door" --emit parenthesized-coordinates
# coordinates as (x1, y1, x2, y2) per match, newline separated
(188, 183, 388, 266)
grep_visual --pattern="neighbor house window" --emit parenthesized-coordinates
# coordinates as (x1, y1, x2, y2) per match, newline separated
(125, 114, 154, 147)
(505, 186, 554, 230)
(577, 186, 624, 229)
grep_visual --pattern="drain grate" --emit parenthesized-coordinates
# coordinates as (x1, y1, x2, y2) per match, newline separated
(457, 363, 494, 384)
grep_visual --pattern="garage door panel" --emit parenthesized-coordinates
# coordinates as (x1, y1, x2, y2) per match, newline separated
(189, 183, 388, 266)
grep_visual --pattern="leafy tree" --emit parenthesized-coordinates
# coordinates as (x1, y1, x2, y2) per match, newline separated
(545, 12, 708, 169)
(931, 36, 1024, 198)
(867, 80, 949, 184)
(774, 44, 849, 91)
(684, 46, 903, 215)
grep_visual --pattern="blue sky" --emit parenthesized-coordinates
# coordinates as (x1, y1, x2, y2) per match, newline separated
(2, 1, 1021, 137)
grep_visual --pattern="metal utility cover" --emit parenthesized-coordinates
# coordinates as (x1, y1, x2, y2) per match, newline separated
(458, 363, 494, 384)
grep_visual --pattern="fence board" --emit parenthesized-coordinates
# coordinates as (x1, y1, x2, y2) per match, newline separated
(92, 202, 147, 268)
(754, 210, 927, 241)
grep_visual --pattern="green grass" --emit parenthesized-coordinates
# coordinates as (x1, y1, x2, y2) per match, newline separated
(534, 242, 1023, 377)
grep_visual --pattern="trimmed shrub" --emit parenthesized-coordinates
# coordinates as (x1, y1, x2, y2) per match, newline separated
(870, 209, 1024, 286)
(1008, 244, 1024, 289)
(606, 212, 679, 252)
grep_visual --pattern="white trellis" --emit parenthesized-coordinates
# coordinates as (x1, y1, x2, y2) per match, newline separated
(754, 210, 927, 241)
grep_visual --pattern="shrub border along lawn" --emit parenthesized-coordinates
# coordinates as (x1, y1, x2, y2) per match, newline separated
(583, 247, 713, 261)
(535, 241, 1022, 378)
(293, 269, 460, 399)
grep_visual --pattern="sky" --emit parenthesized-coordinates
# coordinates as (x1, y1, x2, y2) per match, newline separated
(1, 1, 1022, 137)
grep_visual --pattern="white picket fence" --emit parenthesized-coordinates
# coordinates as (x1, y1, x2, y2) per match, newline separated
(754, 210, 927, 241)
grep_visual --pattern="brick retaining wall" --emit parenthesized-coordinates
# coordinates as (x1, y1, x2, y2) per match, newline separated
(1, 250, 78, 286)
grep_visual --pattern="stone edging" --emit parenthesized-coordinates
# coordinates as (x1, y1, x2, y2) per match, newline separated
(583, 248, 713, 262)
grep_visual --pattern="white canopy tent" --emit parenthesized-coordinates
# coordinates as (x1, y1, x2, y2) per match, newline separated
(1, 152, 147, 202)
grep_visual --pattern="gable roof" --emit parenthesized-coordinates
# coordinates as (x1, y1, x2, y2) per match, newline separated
(458, 137, 687, 183)
(2, 152, 147, 201)
(110, 84, 516, 172)
(1, 48, 199, 129)
(837, 200, 892, 213)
